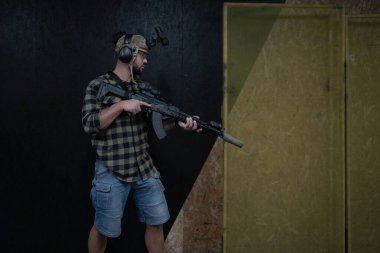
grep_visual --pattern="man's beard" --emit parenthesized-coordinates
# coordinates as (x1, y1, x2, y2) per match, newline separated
(132, 65, 143, 75)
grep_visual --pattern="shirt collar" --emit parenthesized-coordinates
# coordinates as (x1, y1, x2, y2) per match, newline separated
(107, 71, 125, 84)
(107, 71, 139, 92)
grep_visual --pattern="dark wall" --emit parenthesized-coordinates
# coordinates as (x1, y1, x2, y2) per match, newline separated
(0, 0, 283, 252)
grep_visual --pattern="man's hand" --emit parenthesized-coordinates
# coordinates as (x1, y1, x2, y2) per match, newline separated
(99, 99, 151, 129)
(178, 116, 202, 132)
(119, 99, 151, 115)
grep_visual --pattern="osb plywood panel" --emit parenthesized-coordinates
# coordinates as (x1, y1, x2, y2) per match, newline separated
(347, 16, 380, 253)
(224, 5, 345, 253)
(164, 138, 223, 253)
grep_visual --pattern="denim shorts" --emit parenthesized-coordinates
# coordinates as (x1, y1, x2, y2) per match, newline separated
(90, 159, 170, 238)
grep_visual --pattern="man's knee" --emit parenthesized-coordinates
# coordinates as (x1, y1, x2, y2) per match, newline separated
(91, 225, 108, 239)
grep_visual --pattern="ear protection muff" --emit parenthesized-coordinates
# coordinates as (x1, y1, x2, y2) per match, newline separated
(118, 34, 136, 64)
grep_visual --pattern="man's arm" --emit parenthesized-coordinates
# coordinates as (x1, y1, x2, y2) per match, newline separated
(99, 99, 150, 129)
(162, 117, 200, 132)
(82, 82, 151, 133)
(82, 82, 102, 134)
(162, 118, 176, 131)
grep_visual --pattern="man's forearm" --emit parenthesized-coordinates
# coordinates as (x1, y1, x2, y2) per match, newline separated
(163, 118, 176, 131)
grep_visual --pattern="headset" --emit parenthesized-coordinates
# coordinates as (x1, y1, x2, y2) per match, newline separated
(117, 33, 138, 64)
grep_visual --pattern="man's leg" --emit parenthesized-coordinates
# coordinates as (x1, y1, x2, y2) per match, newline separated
(134, 171, 169, 253)
(88, 225, 107, 253)
(89, 160, 130, 252)
(145, 224, 164, 253)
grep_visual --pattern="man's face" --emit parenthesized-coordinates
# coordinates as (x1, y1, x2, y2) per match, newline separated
(132, 51, 148, 75)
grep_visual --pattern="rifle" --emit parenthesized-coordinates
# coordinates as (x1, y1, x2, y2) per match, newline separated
(96, 82, 244, 148)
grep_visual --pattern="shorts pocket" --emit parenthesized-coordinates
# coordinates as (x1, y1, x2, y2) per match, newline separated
(152, 172, 165, 191)
(95, 182, 111, 209)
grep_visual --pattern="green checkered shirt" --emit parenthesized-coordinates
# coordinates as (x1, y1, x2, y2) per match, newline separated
(82, 71, 157, 182)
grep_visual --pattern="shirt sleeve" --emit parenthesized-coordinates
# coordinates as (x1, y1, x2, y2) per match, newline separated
(82, 81, 101, 134)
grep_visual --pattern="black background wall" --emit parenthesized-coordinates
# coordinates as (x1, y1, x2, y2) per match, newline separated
(0, 0, 283, 252)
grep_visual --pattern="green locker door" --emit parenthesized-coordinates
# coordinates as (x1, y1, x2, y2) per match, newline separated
(347, 16, 380, 253)
(223, 4, 345, 253)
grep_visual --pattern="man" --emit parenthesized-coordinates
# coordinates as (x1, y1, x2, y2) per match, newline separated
(82, 32, 198, 253)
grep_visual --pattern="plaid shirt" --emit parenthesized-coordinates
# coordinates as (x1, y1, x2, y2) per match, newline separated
(82, 71, 156, 182)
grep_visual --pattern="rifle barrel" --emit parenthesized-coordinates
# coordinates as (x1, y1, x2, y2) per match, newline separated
(222, 133, 244, 148)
